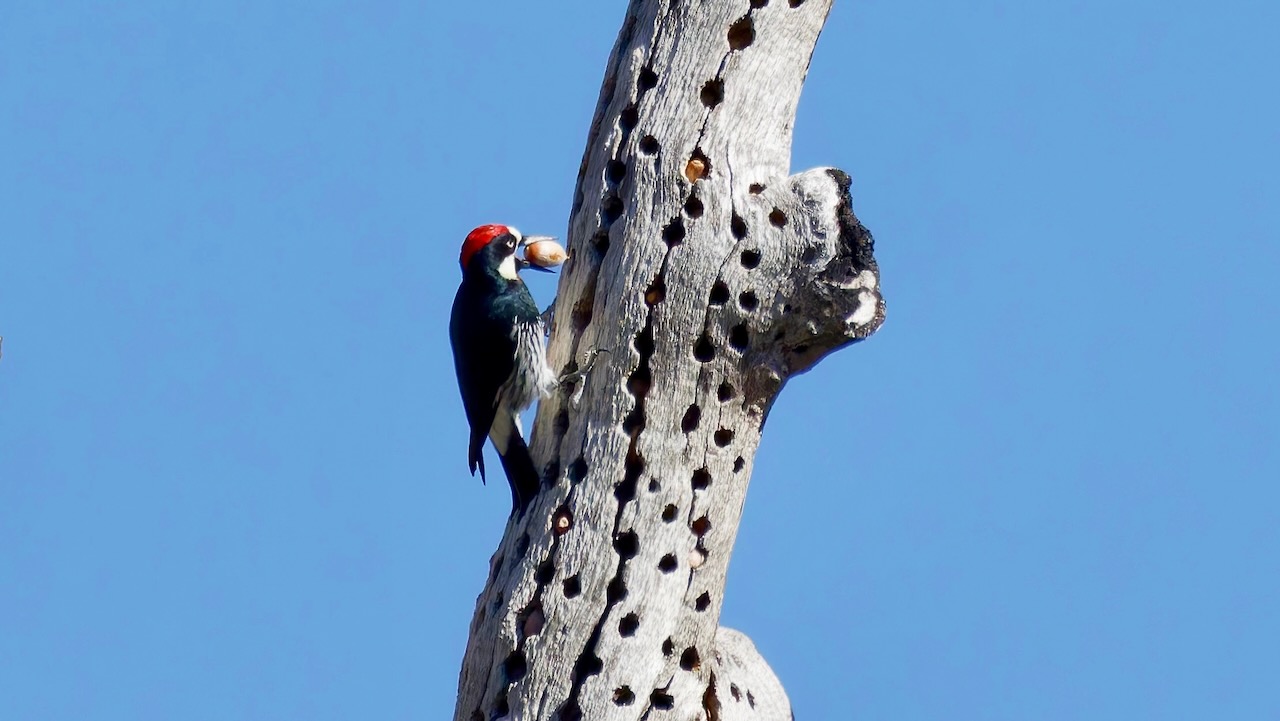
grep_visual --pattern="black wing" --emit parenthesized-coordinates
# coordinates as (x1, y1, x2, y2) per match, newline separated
(449, 283, 519, 480)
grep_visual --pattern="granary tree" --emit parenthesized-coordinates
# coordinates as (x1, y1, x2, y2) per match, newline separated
(453, 1, 884, 718)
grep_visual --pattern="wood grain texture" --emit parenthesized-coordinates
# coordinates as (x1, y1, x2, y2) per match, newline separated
(453, 1, 882, 718)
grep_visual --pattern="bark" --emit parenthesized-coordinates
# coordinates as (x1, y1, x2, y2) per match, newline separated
(453, 1, 882, 719)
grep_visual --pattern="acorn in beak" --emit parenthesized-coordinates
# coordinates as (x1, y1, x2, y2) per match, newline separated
(519, 235, 567, 272)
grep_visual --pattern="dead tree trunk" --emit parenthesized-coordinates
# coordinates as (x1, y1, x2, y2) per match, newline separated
(453, 1, 883, 719)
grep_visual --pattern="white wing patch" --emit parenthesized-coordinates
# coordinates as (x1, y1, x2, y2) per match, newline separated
(488, 410, 519, 454)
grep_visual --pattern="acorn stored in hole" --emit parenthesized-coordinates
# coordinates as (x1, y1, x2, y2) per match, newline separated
(525, 239, 569, 268)
(684, 157, 707, 183)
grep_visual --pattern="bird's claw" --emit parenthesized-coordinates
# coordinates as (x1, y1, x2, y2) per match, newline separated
(540, 304, 556, 337)
(559, 348, 610, 407)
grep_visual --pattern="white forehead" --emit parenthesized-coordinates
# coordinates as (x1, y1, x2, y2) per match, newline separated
(506, 226, 523, 243)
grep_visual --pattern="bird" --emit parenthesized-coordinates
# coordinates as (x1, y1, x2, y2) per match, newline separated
(449, 224, 558, 514)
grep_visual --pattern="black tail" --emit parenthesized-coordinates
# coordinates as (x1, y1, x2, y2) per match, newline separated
(497, 434, 541, 515)
(468, 428, 487, 481)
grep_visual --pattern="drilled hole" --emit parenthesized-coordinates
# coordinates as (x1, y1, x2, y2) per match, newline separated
(685, 150, 709, 182)
(648, 479, 660, 493)
(769, 208, 787, 227)
(663, 218, 686, 246)
(627, 365, 651, 399)
(572, 296, 593, 331)
(729, 323, 749, 351)
(602, 194, 624, 224)
(659, 554, 678, 573)
(717, 382, 736, 401)
(645, 278, 666, 306)
(700, 79, 724, 108)
(662, 504, 679, 522)
(749, 183, 766, 194)
(734, 456, 745, 473)
(738, 291, 759, 311)
(627, 379, 655, 412)
(639, 135, 660, 154)
(569, 457, 588, 483)
(638, 66, 658, 91)
(563, 575, 582, 598)
(616, 474, 639, 503)
(518, 598, 544, 638)
(684, 195, 704, 218)
(592, 229, 610, 255)
(740, 249, 762, 268)
(503, 650, 528, 682)
(662, 638, 675, 656)
(789, 0, 805, 6)
(691, 468, 712, 490)
(715, 429, 735, 447)
(494, 696, 510, 720)
(574, 653, 604, 682)
(680, 647, 701, 672)
(681, 404, 701, 433)
(607, 159, 627, 184)
(619, 612, 640, 636)
(695, 592, 712, 611)
(730, 213, 747, 239)
(607, 577, 628, 603)
(694, 335, 715, 362)
(692, 516, 711, 537)
(614, 530, 639, 560)
(727, 15, 755, 49)
(691, 545, 708, 569)
(730, 684, 741, 701)
(751, 0, 768, 6)
(748, 691, 757, 708)
(614, 687, 636, 706)
(535, 560, 555, 584)
(554, 506, 574, 535)
(709, 281, 730, 305)
(634, 324, 655, 356)
(619, 104, 639, 131)
(651, 689, 675, 710)
(618, 446, 643, 503)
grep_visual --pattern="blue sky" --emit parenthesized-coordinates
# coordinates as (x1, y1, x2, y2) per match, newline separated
(2, 1, 1277, 719)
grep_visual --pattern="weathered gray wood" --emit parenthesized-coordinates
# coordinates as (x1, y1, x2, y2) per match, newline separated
(453, 1, 882, 719)
(707, 628, 792, 721)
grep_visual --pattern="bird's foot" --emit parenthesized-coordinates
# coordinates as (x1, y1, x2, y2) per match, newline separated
(558, 348, 609, 407)
(558, 348, 608, 386)
(540, 304, 556, 337)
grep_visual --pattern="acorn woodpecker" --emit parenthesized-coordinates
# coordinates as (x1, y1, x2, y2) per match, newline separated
(449, 224, 558, 514)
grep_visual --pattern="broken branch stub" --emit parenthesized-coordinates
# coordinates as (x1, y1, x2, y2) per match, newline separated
(453, 1, 882, 719)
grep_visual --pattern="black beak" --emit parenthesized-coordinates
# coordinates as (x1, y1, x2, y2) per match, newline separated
(521, 258, 556, 274)
(517, 235, 558, 273)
